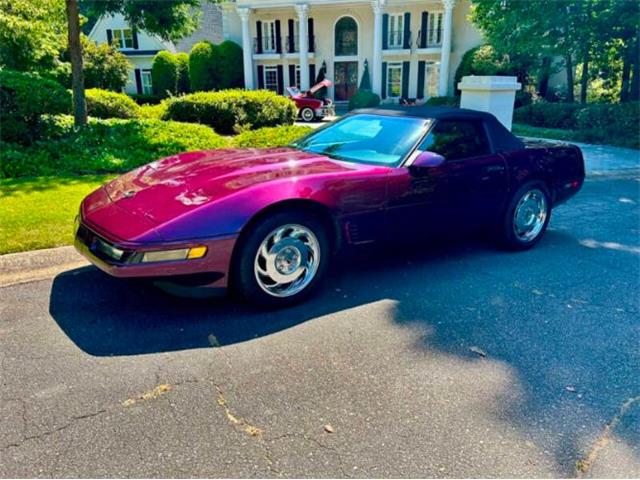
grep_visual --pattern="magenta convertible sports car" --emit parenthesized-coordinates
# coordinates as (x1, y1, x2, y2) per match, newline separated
(75, 107, 585, 306)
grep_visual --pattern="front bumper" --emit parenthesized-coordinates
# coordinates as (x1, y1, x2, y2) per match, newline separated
(74, 218, 237, 288)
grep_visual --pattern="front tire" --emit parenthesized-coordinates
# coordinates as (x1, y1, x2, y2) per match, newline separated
(231, 211, 330, 307)
(499, 181, 551, 250)
(300, 107, 315, 123)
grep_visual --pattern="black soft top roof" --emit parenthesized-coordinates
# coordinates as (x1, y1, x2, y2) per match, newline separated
(353, 105, 525, 152)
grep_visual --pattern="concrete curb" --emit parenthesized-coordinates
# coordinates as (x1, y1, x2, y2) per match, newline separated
(0, 246, 88, 287)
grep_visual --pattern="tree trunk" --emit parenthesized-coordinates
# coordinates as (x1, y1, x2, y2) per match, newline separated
(620, 48, 631, 103)
(538, 57, 551, 99)
(66, 0, 86, 126)
(565, 54, 574, 103)
(580, 52, 589, 104)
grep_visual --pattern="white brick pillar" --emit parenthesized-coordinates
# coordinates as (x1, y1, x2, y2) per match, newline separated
(237, 7, 254, 90)
(458, 76, 522, 130)
(437, 0, 455, 96)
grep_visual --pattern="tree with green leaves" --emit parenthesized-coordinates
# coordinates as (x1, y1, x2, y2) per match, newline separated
(82, 37, 131, 91)
(0, 0, 67, 73)
(66, 0, 204, 126)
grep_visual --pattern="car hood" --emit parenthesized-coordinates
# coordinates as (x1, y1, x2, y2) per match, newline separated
(98, 147, 374, 228)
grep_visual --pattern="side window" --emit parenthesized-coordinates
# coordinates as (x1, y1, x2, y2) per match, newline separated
(419, 120, 490, 160)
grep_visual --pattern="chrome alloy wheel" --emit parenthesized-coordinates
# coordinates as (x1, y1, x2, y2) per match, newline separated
(300, 108, 315, 122)
(513, 189, 548, 242)
(254, 224, 321, 298)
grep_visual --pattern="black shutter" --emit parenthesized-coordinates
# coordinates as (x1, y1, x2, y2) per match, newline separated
(420, 12, 428, 48)
(132, 29, 139, 49)
(256, 21, 263, 53)
(309, 64, 316, 85)
(289, 64, 296, 87)
(382, 14, 389, 50)
(288, 19, 295, 53)
(401, 61, 410, 98)
(134, 68, 142, 94)
(276, 65, 284, 94)
(308, 18, 315, 52)
(106, 29, 113, 45)
(381, 62, 387, 99)
(403, 13, 411, 49)
(275, 20, 282, 53)
(417, 61, 426, 99)
(257, 65, 264, 89)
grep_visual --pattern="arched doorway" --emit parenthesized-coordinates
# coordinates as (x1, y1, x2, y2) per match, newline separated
(334, 16, 358, 101)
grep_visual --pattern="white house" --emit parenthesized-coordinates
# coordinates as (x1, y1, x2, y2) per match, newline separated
(223, 0, 483, 102)
(90, 0, 482, 101)
(88, 3, 223, 95)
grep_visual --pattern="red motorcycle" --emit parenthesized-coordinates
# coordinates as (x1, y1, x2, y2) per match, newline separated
(286, 79, 334, 122)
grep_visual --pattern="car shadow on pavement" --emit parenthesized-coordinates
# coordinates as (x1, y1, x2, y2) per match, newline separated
(48, 227, 640, 475)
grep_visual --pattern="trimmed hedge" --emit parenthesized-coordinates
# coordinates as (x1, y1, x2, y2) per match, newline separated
(231, 125, 312, 148)
(348, 90, 381, 110)
(189, 41, 218, 92)
(85, 88, 141, 119)
(514, 102, 640, 149)
(217, 40, 244, 89)
(152, 51, 180, 97)
(0, 70, 71, 144)
(164, 89, 297, 134)
(176, 52, 190, 94)
(0, 116, 228, 178)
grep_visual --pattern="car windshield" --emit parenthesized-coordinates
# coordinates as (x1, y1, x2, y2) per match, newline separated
(291, 114, 430, 166)
(286, 86, 301, 96)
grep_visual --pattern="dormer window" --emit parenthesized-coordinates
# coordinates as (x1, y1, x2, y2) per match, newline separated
(112, 29, 134, 49)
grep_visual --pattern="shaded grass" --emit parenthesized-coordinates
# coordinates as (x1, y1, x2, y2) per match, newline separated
(0, 175, 112, 254)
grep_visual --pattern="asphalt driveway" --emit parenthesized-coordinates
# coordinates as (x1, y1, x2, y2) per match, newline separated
(1, 174, 639, 477)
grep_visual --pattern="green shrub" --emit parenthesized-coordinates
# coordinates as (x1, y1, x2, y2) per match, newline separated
(139, 103, 168, 120)
(164, 89, 297, 134)
(454, 45, 527, 95)
(574, 102, 640, 149)
(85, 88, 140, 119)
(176, 52, 190, 94)
(152, 51, 179, 97)
(189, 41, 218, 91)
(514, 103, 583, 129)
(425, 96, 459, 107)
(217, 41, 244, 89)
(0, 116, 229, 178)
(231, 125, 312, 148)
(82, 37, 131, 92)
(0, 70, 71, 144)
(348, 90, 381, 110)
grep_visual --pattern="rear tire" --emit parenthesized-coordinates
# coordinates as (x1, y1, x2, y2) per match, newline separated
(231, 211, 330, 307)
(300, 107, 315, 123)
(499, 181, 551, 251)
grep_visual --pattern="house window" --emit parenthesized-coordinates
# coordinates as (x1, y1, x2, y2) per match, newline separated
(428, 12, 443, 46)
(264, 65, 279, 92)
(141, 70, 153, 95)
(425, 62, 439, 98)
(388, 13, 404, 48)
(295, 65, 301, 88)
(112, 29, 133, 49)
(335, 16, 357, 56)
(262, 20, 278, 53)
(387, 62, 402, 98)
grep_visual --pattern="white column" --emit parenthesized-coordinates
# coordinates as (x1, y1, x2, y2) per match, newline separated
(438, 0, 455, 96)
(295, 4, 310, 90)
(371, 0, 385, 96)
(237, 7, 254, 90)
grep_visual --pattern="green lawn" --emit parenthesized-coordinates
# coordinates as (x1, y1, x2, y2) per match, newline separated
(512, 123, 578, 142)
(0, 175, 112, 254)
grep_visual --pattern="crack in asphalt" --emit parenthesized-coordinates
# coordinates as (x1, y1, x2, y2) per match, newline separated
(573, 395, 640, 478)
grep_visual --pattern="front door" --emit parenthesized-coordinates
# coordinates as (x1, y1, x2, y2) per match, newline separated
(334, 61, 358, 101)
